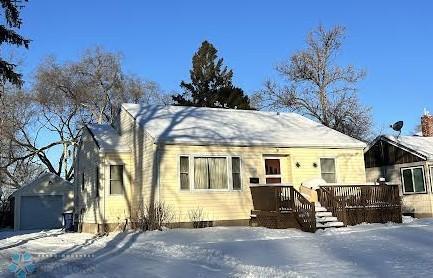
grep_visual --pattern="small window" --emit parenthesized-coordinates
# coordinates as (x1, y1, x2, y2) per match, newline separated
(232, 157, 241, 190)
(110, 165, 124, 195)
(402, 167, 426, 194)
(180, 156, 190, 190)
(81, 173, 85, 191)
(264, 158, 281, 184)
(320, 158, 336, 183)
(95, 167, 100, 198)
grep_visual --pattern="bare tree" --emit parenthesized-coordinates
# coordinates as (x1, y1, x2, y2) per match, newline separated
(0, 85, 44, 188)
(254, 25, 372, 141)
(1, 47, 168, 184)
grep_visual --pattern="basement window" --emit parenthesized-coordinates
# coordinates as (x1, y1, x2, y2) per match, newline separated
(401, 166, 426, 194)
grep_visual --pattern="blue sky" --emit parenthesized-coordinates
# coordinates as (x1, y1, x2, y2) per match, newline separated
(17, 0, 433, 135)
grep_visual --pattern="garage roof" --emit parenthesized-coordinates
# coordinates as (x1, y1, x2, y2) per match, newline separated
(12, 172, 73, 197)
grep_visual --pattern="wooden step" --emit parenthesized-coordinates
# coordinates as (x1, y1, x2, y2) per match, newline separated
(315, 211, 332, 217)
(316, 216, 338, 222)
(315, 206, 327, 212)
(316, 221, 345, 228)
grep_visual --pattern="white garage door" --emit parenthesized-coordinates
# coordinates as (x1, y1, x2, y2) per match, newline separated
(20, 195, 64, 230)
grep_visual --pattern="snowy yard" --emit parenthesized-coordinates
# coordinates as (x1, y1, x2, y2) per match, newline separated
(0, 217, 433, 277)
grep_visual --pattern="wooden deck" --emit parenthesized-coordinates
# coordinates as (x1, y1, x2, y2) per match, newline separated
(250, 185, 316, 232)
(250, 184, 402, 232)
(318, 185, 402, 226)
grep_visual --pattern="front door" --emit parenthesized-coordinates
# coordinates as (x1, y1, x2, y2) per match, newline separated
(264, 158, 282, 184)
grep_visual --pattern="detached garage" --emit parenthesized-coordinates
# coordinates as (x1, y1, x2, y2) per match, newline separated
(12, 173, 74, 231)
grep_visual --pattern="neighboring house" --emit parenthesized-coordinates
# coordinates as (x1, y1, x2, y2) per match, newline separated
(365, 114, 433, 218)
(12, 172, 74, 230)
(75, 104, 367, 233)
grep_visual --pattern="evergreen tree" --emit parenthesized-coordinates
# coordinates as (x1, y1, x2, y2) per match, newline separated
(0, 0, 30, 87)
(173, 41, 252, 109)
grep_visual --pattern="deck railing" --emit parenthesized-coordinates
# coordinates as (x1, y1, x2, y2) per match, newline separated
(250, 185, 316, 232)
(318, 186, 347, 225)
(318, 184, 402, 225)
(292, 188, 316, 232)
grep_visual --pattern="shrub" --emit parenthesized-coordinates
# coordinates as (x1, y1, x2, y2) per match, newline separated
(134, 202, 174, 231)
(187, 207, 211, 228)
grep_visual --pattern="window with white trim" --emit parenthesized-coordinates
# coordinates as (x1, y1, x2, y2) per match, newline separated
(179, 156, 243, 190)
(430, 166, 433, 192)
(180, 156, 190, 190)
(320, 158, 336, 183)
(109, 165, 124, 195)
(401, 166, 426, 194)
(232, 157, 241, 190)
(194, 157, 228, 189)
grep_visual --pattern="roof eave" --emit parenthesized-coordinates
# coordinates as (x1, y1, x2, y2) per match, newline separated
(98, 148, 131, 153)
(156, 139, 366, 149)
(365, 135, 428, 160)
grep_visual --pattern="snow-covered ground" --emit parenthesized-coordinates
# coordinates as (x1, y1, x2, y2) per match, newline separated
(1, 217, 433, 277)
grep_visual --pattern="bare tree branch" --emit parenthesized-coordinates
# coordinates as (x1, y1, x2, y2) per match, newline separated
(254, 25, 372, 141)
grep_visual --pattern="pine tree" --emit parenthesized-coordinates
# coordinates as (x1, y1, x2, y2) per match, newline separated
(173, 41, 252, 109)
(0, 0, 30, 87)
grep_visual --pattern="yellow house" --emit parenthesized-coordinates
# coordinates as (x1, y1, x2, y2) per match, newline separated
(74, 104, 367, 233)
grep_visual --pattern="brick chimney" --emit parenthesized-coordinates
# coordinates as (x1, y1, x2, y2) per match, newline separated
(421, 110, 433, 137)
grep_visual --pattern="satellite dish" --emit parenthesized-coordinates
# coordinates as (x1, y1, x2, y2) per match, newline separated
(391, 121, 404, 132)
(390, 121, 404, 137)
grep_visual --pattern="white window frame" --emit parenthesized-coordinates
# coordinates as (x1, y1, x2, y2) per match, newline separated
(178, 154, 241, 192)
(319, 157, 337, 184)
(263, 157, 282, 184)
(231, 156, 242, 191)
(179, 155, 190, 191)
(401, 166, 427, 195)
(430, 166, 433, 193)
(109, 164, 125, 195)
